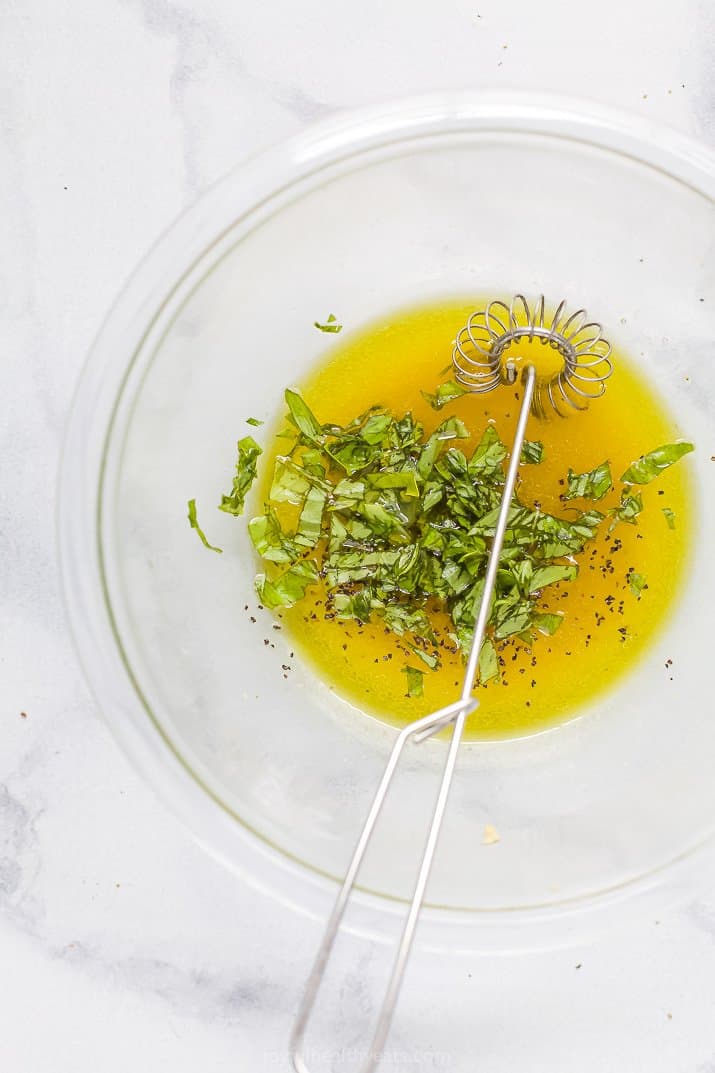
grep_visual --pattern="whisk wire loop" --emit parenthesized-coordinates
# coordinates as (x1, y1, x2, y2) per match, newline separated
(453, 294, 613, 417)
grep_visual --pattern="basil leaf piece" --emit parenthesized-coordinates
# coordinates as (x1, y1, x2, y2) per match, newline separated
(333, 590, 376, 623)
(295, 486, 326, 549)
(662, 507, 676, 529)
(611, 492, 643, 527)
(521, 440, 544, 464)
(629, 571, 647, 597)
(421, 380, 467, 410)
(478, 637, 499, 683)
(407, 643, 440, 670)
(254, 559, 319, 609)
(187, 498, 222, 553)
(402, 665, 425, 698)
(564, 461, 613, 501)
(384, 604, 433, 639)
(621, 442, 694, 484)
(248, 511, 298, 563)
(436, 415, 470, 441)
(529, 563, 578, 592)
(246, 417, 263, 427)
(367, 470, 420, 497)
(284, 389, 324, 443)
(361, 413, 392, 444)
(532, 612, 564, 635)
(218, 436, 262, 516)
(494, 605, 533, 640)
(314, 313, 343, 333)
(469, 425, 507, 471)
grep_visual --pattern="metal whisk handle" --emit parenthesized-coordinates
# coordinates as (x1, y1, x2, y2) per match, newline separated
(290, 366, 537, 1073)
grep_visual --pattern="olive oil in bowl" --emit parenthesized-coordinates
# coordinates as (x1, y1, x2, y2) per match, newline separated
(258, 301, 693, 739)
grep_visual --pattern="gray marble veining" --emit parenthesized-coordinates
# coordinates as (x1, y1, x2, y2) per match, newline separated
(2, 1, 715, 1070)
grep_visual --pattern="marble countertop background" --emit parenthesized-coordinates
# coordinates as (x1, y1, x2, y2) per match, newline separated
(2, 2, 715, 1070)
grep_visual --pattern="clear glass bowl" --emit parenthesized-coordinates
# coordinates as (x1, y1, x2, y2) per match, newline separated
(59, 93, 715, 951)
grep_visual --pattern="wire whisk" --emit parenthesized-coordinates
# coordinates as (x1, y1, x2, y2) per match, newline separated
(453, 294, 613, 417)
(291, 295, 613, 1073)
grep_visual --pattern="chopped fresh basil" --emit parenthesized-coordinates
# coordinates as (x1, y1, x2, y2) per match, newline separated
(610, 491, 643, 528)
(478, 637, 499, 683)
(407, 643, 440, 670)
(384, 604, 433, 639)
(361, 413, 392, 444)
(314, 313, 342, 333)
(629, 571, 647, 597)
(255, 559, 319, 609)
(295, 486, 326, 549)
(367, 470, 420, 497)
(219, 436, 262, 516)
(239, 394, 589, 656)
(662, 507, 676, 529)
(521, 440, 544, 464)
(248, 510, 298, 563)
(284, 389, 324, 443)
(421, 380, 467, 410)
(333, 589, 375, 622)
(187, 498, 222, 553)
(531, 612, 564, 635)
(564, 461, 613, 501)
(211, 385, 692, 685)
(621, 442, 694, 484)
(469, 425, 505, 471)
(402, 665, 425, 698)
(246, 417, 263, 427)
(529, 564, 578, 592)
(269, 456, 313, 505)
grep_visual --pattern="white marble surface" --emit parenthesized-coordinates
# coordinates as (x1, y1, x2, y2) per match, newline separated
(3, 2, 715, 1070)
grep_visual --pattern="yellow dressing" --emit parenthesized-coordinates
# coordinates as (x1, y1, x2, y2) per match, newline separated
(261, 300, 693, 739)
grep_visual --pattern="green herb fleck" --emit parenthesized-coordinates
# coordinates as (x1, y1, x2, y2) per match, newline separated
(529, 564, 578, 592)
(610, 491, 643, 528)
(629, 571, 647, 597)
(421, 380, 467, 410)
(407, 644, 440, 670)
(255, 560, 319, 609)
(521, 440, 544, 464)
(246, 417, 263, 427)
(402, 665, 425, 698)
(295, 486, 327, 548)
(284, 389, 324, 443)
(219, 436, 262, 516)
(187, 498, 222, 553)
(531, 612, 564, 635)
(621, 442, 694, 484)
(248, 510, 298, 563)
(314, 314, 342, 333)
(662, 507, 676, 529)
(564, 461, 613, 501)
(478, 637, 499, 683)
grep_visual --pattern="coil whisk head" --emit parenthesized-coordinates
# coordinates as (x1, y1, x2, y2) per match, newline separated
(452, 295, 613, 417)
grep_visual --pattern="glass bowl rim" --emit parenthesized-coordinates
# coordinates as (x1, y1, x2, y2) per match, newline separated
(57, 89, 715, 952)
